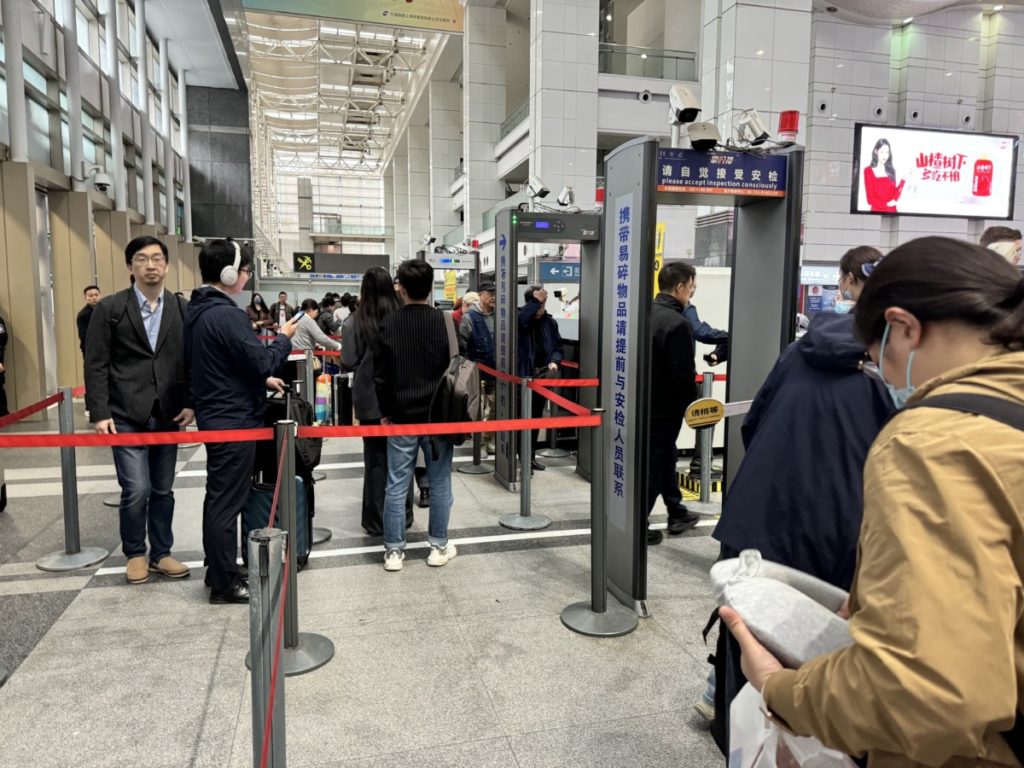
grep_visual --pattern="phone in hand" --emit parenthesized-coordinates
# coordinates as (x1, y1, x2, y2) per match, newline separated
(291, 311, 305, 323)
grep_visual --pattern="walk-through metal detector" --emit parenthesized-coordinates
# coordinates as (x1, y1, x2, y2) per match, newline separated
(425, 250, 480, 292)
(601, 137, 803, 616)
(493, 210, 601, 491)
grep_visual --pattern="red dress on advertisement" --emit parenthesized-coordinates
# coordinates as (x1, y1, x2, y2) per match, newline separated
(863, 168, 905, 212)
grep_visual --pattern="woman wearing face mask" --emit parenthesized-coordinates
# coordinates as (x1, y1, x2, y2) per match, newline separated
(834, 245, 882, 314)
(246, 293, 273, 333)
(721, 236, 1024, 768)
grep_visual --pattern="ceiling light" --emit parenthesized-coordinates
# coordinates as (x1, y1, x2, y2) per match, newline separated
(993, 4, 1004, 10)
(606, 14, 612, 21)
(902, 16, 913, 23)
(756, 49, 764, 55)
(640, 53, 647, 59)
(945, 71, 953, 76)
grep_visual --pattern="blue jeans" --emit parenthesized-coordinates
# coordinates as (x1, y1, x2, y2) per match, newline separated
(111, 416, 180, 561)
(384, 435, 453, 551)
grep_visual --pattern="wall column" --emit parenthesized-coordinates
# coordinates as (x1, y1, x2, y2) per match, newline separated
(392, 135, 410, 264)
(2, 0, 29, 161)
(136, 0, 155, 224)
(462, 1, 507, 236)
(407, 125, 432, 248)
(0, 163, 44, 411)
(93, 210, 133, 295)
(160, 37, 176, 233)
(383, 164, 396, 260)
(428, 81, 462, 239)
(528, 0, 600, 205)
(50, 191, 94, 386)
(104, 0, 127, 210)
(178, 69, 193, 241)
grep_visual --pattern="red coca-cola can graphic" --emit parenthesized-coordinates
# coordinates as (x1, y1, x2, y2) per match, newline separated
(973, 158, 993, 197)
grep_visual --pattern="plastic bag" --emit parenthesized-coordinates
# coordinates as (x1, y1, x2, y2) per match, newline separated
(729, 683, 856, 768)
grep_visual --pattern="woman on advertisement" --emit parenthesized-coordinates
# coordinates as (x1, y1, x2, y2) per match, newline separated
(863, 138, 905, 213)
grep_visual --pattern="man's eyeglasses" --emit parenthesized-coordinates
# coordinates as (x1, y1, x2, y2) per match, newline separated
(132, 254, 167, 265)
(239, 266, 253, 275)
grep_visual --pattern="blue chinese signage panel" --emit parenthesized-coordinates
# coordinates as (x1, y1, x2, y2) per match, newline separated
(657, 149, 787, 198)
(538, 262, 582, 283)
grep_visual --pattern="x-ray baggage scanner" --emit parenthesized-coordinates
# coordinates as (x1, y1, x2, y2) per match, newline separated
(601, 137, 803, 615)
(493, 211, 601, 491)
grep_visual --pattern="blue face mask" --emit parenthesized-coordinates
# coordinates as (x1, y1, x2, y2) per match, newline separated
(834, 300, 855, 314)
(879, 324, 916, 409)
(841, 289, 855, 301)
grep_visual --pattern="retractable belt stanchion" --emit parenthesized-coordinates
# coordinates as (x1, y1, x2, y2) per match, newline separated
(300, 353, 331, 544)
(37, 387, 110, 572)
(248, 527, 286, 767)
(699, 373, 714, 504)
(561, 408, 638, 637)
(247, 420, 334, 676)
(499, 378, 552, 531)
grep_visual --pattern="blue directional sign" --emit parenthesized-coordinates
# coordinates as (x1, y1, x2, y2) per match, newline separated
(538, 262, 581, 283)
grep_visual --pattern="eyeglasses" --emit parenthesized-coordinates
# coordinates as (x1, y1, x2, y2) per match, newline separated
(239, 266, 253, 275)
(132, 254, 167, 265)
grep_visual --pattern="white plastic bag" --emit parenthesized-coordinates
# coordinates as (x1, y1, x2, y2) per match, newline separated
(729, 683, 856, 768)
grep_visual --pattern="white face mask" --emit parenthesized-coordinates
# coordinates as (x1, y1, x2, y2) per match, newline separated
(833, 300, 855, 314)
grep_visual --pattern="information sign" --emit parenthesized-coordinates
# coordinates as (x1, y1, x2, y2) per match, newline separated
(658, 149, 787, 197)
(538, 262, 581, 283)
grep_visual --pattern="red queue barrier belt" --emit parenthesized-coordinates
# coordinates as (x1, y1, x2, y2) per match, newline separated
(560, 360, 580, 370)
(528, 384, 591, 417)
(476, 363, 598, 388)
(0, 392, 65, 430)
(697, 373, 728, 382)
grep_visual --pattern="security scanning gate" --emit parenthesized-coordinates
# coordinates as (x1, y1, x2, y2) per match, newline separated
(425, 250, 480, 292)
(602, 137, 803, 615)
(493, 210, 601, 491)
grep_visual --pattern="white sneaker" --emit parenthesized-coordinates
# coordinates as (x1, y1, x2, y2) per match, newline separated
(383, 549, 405, 572)
(427, 544, 457, 567)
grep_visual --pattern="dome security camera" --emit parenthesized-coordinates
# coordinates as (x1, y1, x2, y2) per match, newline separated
(687, 122, 721, 151)
(92, 172, 113, 193)
(668, 84, 701, 125)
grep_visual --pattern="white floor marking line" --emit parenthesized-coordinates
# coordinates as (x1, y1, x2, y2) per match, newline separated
(89, 519, 716, 576)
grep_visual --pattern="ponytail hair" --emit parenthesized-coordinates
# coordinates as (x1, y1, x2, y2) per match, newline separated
(854, 236, 1024, 352)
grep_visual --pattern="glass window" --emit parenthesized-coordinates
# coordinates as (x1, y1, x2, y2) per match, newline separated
(76, 9, 90, 52)
(62, 120, 71, 176)
(27, 97, 52, 167)
(84, 137, 97, 164)
(23, 62, 48, 93)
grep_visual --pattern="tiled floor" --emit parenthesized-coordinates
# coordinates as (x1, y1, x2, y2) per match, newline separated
(0, 402, 724, 768)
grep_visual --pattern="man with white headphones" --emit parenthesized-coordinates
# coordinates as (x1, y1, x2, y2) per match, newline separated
(184, 238, 300, 604)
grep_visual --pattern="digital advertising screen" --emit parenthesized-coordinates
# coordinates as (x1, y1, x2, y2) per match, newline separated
(851, 123, 1018, 219)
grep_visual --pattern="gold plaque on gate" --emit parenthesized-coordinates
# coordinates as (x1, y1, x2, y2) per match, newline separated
(685, 398, 725, 429)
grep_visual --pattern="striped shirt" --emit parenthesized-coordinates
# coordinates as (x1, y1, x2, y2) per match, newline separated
(373, 304, 452, 425)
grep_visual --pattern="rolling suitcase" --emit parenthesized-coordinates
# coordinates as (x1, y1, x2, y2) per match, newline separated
(242, 475, 311, 569)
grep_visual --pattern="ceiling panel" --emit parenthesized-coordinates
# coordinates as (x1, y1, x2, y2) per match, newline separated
(144, 0, 239, 88)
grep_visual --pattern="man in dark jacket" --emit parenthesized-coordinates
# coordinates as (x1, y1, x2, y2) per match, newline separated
(268, 292, 295, 332)
(85, 237, 193, 585)
(648, 262, 701, 545)
(76, 285, 101, 354)
(185, 239, 298, 604)
(516, 286, 563, 471)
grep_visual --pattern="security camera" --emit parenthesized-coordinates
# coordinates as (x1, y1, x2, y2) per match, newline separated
(735, 108, 769, 145)
(419, 234, 436, 246)
(92, 172, 113, 193)
(556, 185, 575, 206)
(668, 84, 701, 125)
(525, 175, 550, 199)
(80, 163, 113, 193)
(688, 122, 721, 152)
(638, 90, 653, 103)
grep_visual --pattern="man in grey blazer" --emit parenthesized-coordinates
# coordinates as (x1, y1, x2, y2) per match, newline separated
(85, 236, 194, 585)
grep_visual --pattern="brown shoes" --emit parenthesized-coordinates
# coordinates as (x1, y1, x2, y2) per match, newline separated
(149, 556, 190, 579)
(126, 556, 149, 584)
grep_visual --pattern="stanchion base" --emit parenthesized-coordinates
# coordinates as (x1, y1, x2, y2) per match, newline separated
(246, 632, 335, 676)
(36, 546, 109, 572)
(311, 526, 332, 546)
(103, 495, 120, 508)
(498, 513, 552, 531)
(536, 448, 571, 459)
(457, 462, 494, 475)
(312, 471, 327, 482)
(561, 600, 640, 637)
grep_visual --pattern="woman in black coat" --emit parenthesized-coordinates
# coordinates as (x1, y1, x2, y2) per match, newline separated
(340, 267, 412, 536)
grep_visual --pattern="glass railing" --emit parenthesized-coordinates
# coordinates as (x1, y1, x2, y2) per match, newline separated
(481, 190, 529, 231)
(452, 163, 465, 184)
(442, 225, 465, 247)
(312, 222, 394, 238)
(598, 42, 696, 82)
(499, 101, 530, 140)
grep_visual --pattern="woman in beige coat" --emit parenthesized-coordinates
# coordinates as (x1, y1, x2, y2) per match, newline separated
(723, 236, 1024, 768)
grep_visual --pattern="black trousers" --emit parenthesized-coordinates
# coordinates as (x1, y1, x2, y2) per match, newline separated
(646, 416, 687, 520)
(0, 371, 7, 416)
(203, 440, 255, 592)
(360, 419, 414, 536)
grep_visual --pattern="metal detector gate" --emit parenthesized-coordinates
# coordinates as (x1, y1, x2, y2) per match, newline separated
(601, 137, 803, 615)
(493, 210, 601, 491)
(426, 250, 480, 294)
